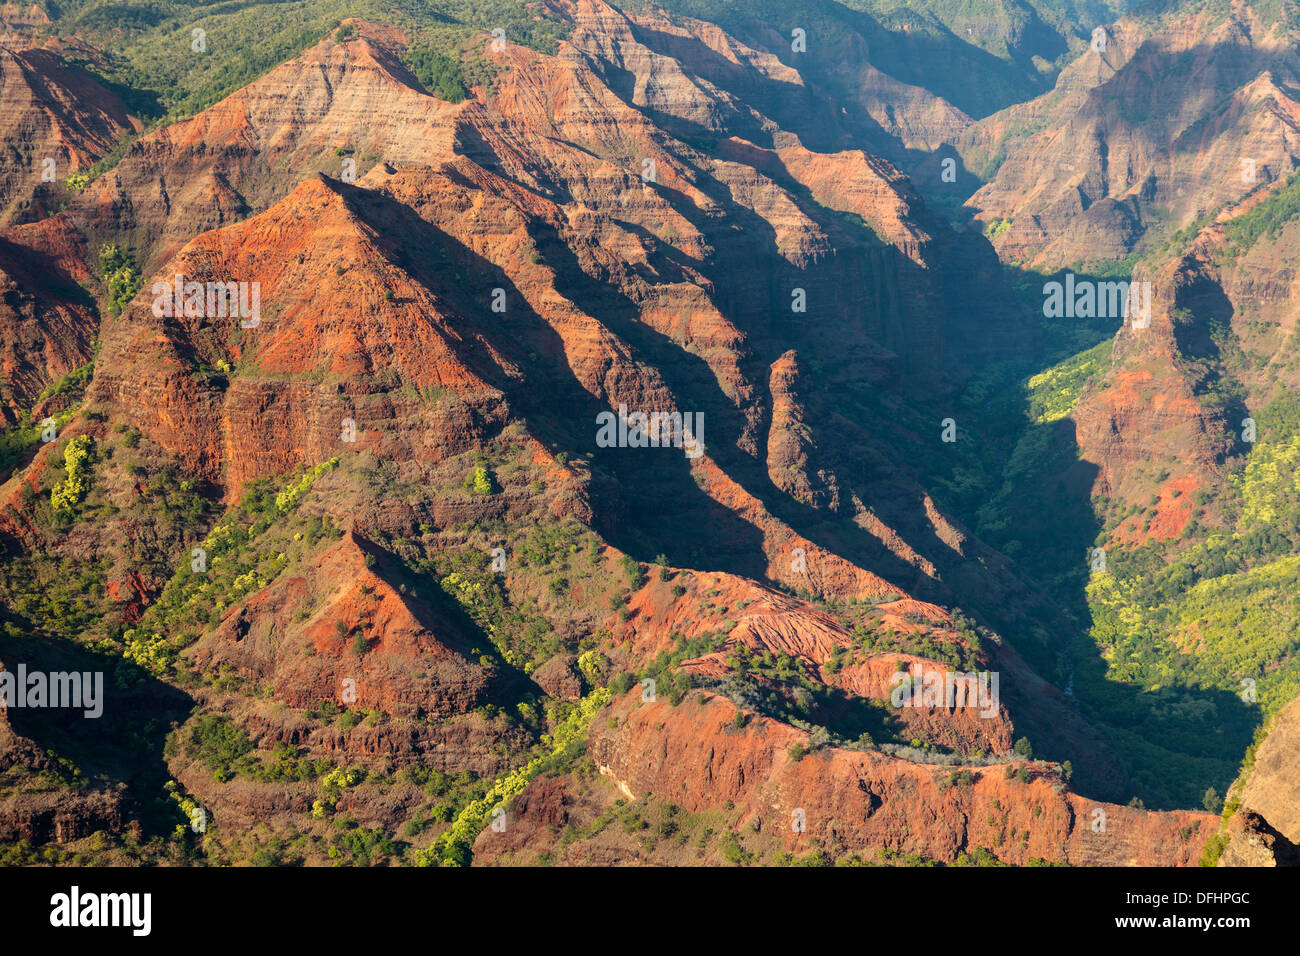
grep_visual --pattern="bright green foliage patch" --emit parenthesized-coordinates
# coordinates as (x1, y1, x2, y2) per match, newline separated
(98, 244, 142, 317)
(122, 460, 341, 676)
(415, 687, 611, 866)
(463, 465, 496, 495)
(50, 436, 95, 512)
(1025, 340, 1112, 424)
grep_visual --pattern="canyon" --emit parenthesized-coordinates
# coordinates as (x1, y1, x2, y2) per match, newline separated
(0, 0, 1296, 869)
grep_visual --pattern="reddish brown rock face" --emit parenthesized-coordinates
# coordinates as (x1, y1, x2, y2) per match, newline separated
(587, 691, 1213, 866)
(0, 216, 97, 424)
(1, 0, 1294, 872)
(0, 44, 140, 226)
(193, 531, 499, 719)
(70, 29, 458, 274)
(961, 9, 1300, 271)
(1220, 696, 1300, 866)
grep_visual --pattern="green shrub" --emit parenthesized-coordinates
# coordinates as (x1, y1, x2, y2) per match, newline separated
(51, 436, 95, 513)
(464, 466, 495, 495)
(621, 555, 645, 590)
(404, 46, 469, 102)
(98, 244, 142, 317)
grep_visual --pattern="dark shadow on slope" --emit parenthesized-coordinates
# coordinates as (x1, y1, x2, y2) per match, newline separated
(353, 533, 541, 713)
(0, 617, 193, 837)
(524, 200, 964, 594)
(648, 0, 1067, 123)
(441, 128, 1069, 642)
(341, 179, 772, 573)
(346, 170, 938, 588)
(924, 265, 1262, 808)
(1171, 267, 1251, 454)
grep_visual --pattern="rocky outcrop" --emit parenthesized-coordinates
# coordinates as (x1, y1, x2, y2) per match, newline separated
(0, 786, 125, 845)
(0, 215, 97, 424)
(70, 23, 459, 272)
(1071, 258, 1233, 509)
(0, 43, 139, 225)
(612, 568, 1015, 757)
(588, 689, 1213, 865)
(192, 531, 499, 720)
(1220, 695, 1300, 866)
(87, 171, 515, 497)
(0, 656, 128, 845)
(963, 8, 1300, 269)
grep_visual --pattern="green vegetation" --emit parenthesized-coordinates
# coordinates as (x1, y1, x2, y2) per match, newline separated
(312, 767, 366, 817)
(30, 0, 572, 134)
(1220, 171, 1300, 260)
(0, 356, 98, 486)
(1081, 395, 1300, 739)
(404, 519, 605, 672)
(954, 845, 1007, 867)
(122, 459, 341, 676)
(185, 715, 254, 782)
(611, 630, 726, 707)
(706, 641, 900, 752)
(0, 407, 77, 479)
(942, 286, 1300, 807)
(0, 558, 108, 643)
(620, 554, 646, 590)
(275, 458, 340, 511)
(982, 218, 1012, 240)
(553, 793, 743, 862)
(326, 825, 398, 866)
(463, 465, 496, 495)
(98, 244, 142, 317)
(7, 0, 1300, 867)
(414, 687, 611, 866)
(1024, 340, 1111, 424)
(403, 45, 470, 101)
(33, 361, 95, 408)
(50, 436, 95, 513)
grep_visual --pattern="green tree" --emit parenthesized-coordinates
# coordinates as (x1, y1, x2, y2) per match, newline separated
(621, 555, 645, 590)
(464, 466, 495, 495)
(51, 436, 95, 512)
(98, 244, 142, 316)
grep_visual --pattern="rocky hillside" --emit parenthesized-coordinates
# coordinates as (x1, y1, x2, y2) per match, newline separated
(0, 39, 139, 226)
(1, 0, 1293, 869)
(960, 0, 1300, 269)
(1216, 695, 1300, 865)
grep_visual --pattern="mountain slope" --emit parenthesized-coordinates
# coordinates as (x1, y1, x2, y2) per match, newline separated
(0, 41, 139, 225)
(0, 0, 1277, 867)
(962, 1, 1300, 269)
